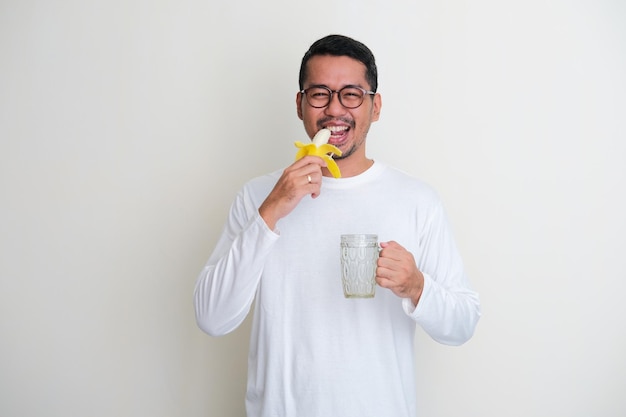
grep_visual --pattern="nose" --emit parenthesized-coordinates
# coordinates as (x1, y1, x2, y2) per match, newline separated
(324, 91, 346, 116)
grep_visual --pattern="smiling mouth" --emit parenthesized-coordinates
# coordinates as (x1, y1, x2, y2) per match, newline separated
(325, 125, 350, 144)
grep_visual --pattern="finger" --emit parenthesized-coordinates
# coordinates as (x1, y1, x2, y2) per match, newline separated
(379, 246, 404, 262)
(379, 240, 403, 252)
(376, 255, 397, 279)
(288, 160, 324, 183)
(305, 170, 325, 185)
(301, 171, 322, 197)
(308, 178, 322, 198)
(375, 273, 397, 290)
(298, 164, 325, 196)
(380, 241, 415, 264)
(377, 249, 415, 278)
(292, 155, 328, 170)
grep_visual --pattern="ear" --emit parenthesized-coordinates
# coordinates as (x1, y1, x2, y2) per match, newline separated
(371, 93, 382, 122)
(296, 91, 304, 120)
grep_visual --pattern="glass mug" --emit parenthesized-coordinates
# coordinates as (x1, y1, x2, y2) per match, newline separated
(340, 234, 379, 298)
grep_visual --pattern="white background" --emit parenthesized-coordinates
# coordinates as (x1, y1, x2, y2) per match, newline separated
(1, 1, 624, 416)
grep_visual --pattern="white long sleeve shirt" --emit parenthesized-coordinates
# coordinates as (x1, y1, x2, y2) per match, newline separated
(194, 161, 481, 417)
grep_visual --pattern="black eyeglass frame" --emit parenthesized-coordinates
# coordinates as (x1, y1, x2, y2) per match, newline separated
(300, 85, 376, 109)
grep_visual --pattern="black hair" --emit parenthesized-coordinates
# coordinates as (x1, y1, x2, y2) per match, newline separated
(298, 34, 378, 92)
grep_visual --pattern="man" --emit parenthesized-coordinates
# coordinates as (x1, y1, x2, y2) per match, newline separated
(195, 34, 480, 417)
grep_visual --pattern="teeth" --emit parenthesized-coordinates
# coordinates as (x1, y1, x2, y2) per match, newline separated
(327, 125, 348, 133)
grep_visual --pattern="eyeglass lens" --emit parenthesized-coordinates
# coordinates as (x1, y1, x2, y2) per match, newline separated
(304, 86, 367, 109)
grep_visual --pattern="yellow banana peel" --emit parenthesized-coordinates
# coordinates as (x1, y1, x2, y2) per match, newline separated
(294, 128, 342, 178)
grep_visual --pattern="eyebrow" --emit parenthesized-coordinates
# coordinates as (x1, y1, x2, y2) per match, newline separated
(306, 84, 365, 90)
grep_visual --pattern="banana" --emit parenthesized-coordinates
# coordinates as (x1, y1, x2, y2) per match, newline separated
(294, 129, 342, 178)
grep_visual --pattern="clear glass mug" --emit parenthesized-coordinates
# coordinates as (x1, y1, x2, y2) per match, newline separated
(340, 234, 379, 298)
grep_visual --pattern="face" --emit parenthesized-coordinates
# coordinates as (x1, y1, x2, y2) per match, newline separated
(297, 55, 381, 172)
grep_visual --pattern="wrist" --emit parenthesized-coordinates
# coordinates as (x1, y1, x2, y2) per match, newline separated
(411, 271, 425, 305)
(258, 205, 277, 231)
(411, 288, 422, 306)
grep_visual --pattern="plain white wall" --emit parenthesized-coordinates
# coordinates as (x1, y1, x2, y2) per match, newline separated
(1, 1, 624, 416)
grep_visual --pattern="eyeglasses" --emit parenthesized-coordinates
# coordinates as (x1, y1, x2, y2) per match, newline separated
(300, 85, 376, 109)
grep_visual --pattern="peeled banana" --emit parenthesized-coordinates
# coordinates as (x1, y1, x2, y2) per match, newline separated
(294, 129, 342, 178)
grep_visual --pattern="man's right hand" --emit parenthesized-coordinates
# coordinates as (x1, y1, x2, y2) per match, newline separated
(258, 156, 327, 230)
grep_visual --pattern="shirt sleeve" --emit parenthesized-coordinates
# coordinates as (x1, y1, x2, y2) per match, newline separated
(193, 188, 279, 336)
(403, 201, 481, 346)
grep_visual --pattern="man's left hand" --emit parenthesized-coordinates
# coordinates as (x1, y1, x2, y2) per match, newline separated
(376, 241, 424, 306)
